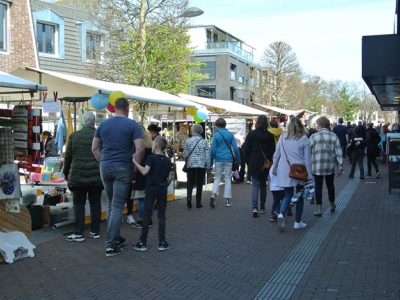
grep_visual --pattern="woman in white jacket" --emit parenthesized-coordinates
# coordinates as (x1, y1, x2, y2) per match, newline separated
(271, 117, 313, 232)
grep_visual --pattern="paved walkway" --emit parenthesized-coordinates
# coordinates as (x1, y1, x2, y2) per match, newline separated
(1, 160, 399, 299)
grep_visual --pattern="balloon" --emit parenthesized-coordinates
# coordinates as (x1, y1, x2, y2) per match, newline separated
(107, 103, 115, 113)
(90, 93, 109, 110)
(196, 107, 208, 119)
(193, 114, 203, 123)
(109, 91, 126, 106)
(187, 108, 197, 115)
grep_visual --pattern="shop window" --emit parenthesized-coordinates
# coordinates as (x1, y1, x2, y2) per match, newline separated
(197, 86, 216, 99)
(0, 1, 9, 52)
(33, 9, 64, 58)
(213, 33, 218, 42)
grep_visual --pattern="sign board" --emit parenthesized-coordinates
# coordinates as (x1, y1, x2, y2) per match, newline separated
(388, 133, 400, 194)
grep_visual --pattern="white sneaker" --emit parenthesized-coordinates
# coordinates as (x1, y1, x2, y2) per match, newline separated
(66, 234, 85, 242)
(127, 214, 135, 224)
(247, 181, 252, 184)
(294, 221, 307, 229)
(225, 200, 232, 207)
(278, 214, 285, 232)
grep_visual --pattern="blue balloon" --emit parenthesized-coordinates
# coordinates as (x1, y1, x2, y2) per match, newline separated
(90, 93, 109, 110)
(196, 107, 208, 119)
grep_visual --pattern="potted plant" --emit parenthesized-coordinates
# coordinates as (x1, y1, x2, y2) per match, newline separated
(0, 171, 16, 195)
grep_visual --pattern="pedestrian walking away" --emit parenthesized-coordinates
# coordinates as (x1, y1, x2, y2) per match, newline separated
(309, 116, 343, 217)
(92, 98, 144, 257)
(271, 117, 313, 232)
(243, 115, 275, 217)
(183, 124, 211, 209)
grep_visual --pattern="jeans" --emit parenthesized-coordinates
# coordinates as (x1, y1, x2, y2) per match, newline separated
(72, 186, 102, 235)
(212, 161, 232, 199)
(141, 192, 167, 244)
(314, 173, 335, 205)
(252, 176, 267, 209)
(186, 168, 206, 206)
(271, 190, 285, 215)
(349, 152, 364, 177)
(101, 167, 135, 248)
(279, 185, 305, 223)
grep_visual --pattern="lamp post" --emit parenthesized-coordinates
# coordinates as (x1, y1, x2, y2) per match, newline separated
(181, 7, 204, 18)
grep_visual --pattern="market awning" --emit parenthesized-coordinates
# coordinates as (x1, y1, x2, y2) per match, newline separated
(0, 71, 47, 94)
(248, 103, 315, 118)
(178, 94, 267, 117)
(8, 68, 198, 111)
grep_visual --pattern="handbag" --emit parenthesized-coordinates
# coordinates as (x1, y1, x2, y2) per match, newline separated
(258, 141, 272, 172)
(281, 138, 308, 181)
(217, 131, 238, 171)
(182, 137, 202, 173)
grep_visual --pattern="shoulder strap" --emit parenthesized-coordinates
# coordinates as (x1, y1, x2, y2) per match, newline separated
(258, 141, 267, 160)
(217, 131, 235, 159)
(320, 133, 334, 159)
(186, 137, 202, 160)
(281, 137, 291, 167)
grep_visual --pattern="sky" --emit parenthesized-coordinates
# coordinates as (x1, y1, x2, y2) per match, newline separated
(189, 0, 395, 83)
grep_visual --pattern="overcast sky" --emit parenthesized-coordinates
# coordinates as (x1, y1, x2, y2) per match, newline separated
(189, 0, 395, 83)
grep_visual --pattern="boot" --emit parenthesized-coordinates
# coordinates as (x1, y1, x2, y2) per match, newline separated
(314, 205, 322, 216)
(196, 199, 203, 208)
(187, 199, 192, 209)
(330, 201, 336, 212)
(287, 206, 292, 216)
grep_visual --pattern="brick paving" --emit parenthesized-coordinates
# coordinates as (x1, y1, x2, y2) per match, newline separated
(1, 160, 399, 299)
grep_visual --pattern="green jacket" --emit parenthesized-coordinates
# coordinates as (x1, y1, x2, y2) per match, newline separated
(63, 126, 103, 191)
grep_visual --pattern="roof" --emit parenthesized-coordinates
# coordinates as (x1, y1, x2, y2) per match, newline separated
(248, 103, 316, 118)
(0, 71, 47, 93)
(7, 68, 198, 111)
(178, 94, 267, 117)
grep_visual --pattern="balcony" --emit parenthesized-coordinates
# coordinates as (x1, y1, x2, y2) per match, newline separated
(205, 42, 254, 62)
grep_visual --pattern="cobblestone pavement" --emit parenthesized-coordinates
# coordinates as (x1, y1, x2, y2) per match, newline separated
(1, 161, 399, 299)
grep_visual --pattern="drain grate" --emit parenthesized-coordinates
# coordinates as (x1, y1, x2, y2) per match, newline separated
(254, 179, 360, 300)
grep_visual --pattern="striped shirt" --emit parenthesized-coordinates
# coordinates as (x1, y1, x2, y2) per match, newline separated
(309, 128, 343, 175)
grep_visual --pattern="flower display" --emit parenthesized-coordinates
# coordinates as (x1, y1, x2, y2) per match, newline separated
(0, 171, 16, 188)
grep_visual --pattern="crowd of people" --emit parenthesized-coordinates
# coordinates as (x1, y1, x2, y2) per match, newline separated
(62, 98, 395, 256)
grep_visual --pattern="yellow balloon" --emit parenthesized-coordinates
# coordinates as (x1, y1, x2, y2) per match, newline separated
(109, 91, 126, 106)
(187, 107, 197, 115)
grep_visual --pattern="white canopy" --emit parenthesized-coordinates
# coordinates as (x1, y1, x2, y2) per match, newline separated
(248, 103, 316, 118)
(8, 68, 198, 111)
(178, 94, 267, 117)
(0, 71, 47, 93)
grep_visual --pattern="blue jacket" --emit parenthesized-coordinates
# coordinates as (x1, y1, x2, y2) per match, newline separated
(211, 128, 241, 165)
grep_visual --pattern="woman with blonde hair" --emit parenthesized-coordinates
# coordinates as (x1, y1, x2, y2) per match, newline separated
(126, 125, 154, 228)
(271, 117, 313, 232)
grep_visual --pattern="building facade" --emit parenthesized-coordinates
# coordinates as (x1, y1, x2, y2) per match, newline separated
(188, 25, 262, 104)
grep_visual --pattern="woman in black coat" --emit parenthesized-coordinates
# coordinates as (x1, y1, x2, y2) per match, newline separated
(243, 115, 275, 217)
(365, 123, 381, 178)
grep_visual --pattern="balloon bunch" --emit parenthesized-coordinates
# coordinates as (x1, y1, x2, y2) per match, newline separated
(90, 90, 126, 112)
(187, 107, 209, 123)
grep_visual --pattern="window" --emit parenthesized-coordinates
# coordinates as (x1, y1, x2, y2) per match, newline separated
(199, 61, 216, 79)
(206, 30, 211, 43)
(230, 63, 236, 81)
(86, 32, 102, 60)
(213, 33, 218, 42)
(197, 86, 216, 99)
(0, 1, 9, 52)
(36, 22, 55, 54)
(238, 76, 244, 84)
(33, 9, 64, 58)
(238, 97, 244, 104)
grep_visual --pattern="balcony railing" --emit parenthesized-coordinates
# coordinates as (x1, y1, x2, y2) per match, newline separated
(205, 42, 254, 62)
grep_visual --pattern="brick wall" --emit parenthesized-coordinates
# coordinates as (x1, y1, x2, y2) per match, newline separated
(0, 0, 37, 73)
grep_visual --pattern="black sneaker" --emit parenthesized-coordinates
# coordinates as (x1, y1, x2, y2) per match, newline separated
(117, 237, 127, 247)
(132, 220, 142, 229)
(287, 206, 293, 216)
(66, 234, 84, 242)
(106, 247, 123, 257)
(89, 232, 100, 239)
(210, 195, 215, 208)
(158, 241, 172, 251)
(132, 241, 147, 251)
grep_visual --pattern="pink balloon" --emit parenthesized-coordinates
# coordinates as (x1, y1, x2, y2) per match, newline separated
(107, 103, 115, 113)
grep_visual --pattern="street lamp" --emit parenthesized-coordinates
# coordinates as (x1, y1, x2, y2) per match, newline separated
(181, 7, 204, 18)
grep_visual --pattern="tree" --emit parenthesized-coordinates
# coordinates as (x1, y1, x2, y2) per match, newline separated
(325, 82, 359, 121)
(56, 0, 207, 126)
(357, 85, 381, 123)
(260, 41, 300, 108)
(303, 75, 327, 114)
